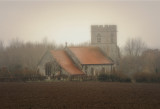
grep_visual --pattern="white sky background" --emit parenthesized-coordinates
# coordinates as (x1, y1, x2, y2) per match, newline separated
(0, 0, 160, 48)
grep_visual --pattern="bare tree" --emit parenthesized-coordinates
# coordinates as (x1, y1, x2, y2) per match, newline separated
(0, 40, 4, 67)
(142, 49, 160, 74)
(119, 38, 147, 76)
(124, 38, 147, 57)
(9, 38, 24, 48)
(0, 40, 4, 51)
(0, 37, 57, 72)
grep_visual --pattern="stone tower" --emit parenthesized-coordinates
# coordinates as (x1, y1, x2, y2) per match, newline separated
(91, 25, 119, 63)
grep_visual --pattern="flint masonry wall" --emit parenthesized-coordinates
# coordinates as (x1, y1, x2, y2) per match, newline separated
(91, 25, 119, 63)
(37, 51, 55, 76)
(82, 65, 112, 76)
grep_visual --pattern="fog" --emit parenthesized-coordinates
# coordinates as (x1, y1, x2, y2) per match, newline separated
(0, 0, 160, 48)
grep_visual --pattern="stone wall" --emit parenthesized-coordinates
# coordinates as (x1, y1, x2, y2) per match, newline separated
(91, 25, 119, 63)
(37, 51, 69, 76)
(82, 64, 112, 76)
(37, 51, 54, 76)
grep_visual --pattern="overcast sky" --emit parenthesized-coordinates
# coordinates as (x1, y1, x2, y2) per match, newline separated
(0, 0, 160, 48)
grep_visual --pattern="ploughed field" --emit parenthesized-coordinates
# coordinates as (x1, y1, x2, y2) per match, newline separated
(0, 82, 160, 109)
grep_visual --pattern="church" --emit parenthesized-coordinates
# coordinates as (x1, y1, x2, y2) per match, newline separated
(37, 25, 120, 77)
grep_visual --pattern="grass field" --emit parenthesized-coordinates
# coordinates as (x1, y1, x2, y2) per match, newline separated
(0, 82, 160, 109)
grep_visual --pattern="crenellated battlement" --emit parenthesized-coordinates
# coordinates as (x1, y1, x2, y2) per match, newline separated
(91, 25, 117, 32)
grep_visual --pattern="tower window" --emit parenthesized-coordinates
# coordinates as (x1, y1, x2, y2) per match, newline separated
(97, 33, 101, 43)
(111, 33, 114, 43)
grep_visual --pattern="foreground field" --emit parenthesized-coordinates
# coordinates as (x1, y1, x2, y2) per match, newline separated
(0, 82, 160, 109)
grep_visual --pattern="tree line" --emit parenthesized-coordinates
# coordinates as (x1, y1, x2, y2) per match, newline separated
(0, 38, 57, 71)
(0, 37, 160, 82)
(118, 38, 160, 82)
(0, 38, 91, 81)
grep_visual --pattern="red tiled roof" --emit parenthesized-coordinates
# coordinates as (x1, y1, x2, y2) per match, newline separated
(50, 50, 84, 75)
(69, 47, 113, 65)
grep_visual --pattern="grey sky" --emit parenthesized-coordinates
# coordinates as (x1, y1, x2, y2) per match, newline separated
(0, 0, 160, 48)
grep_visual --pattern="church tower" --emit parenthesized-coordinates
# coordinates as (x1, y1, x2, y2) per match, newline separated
(91, 25, 119, 63)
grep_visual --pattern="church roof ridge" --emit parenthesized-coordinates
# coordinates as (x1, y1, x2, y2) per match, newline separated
(68, 46, 98, 48)
(50, 50, 84, 75)
(68, 47, 113, 65)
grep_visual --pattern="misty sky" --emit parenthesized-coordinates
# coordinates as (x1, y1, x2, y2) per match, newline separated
(0, 0, 160, 48)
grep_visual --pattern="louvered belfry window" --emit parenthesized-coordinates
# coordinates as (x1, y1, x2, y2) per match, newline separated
(97, 33, 101, 43)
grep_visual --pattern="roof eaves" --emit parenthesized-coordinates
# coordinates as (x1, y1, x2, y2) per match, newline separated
(37, 50, 52, 66)
(81, 63, 114, 65)
(67, 47, 83, 64)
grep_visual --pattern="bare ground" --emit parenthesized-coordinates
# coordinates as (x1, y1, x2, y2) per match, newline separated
(0, 82, 160, 109)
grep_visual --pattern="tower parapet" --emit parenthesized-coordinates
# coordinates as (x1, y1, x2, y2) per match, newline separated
(91, 25, 117, 32)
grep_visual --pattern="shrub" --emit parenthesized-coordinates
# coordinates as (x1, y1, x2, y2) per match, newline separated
(98, 73, 110, 81)
(133, 72, 160, 83)
(0, 67, 45, 82)
(0, 67, 10, 77)
(98, 73, 131, 82)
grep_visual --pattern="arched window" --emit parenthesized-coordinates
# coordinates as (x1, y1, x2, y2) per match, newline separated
(45, 62, 52, 76)
(97, 33, 101, 43)
(101, 67, 105, 73)
(91, 67, 94, 75)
